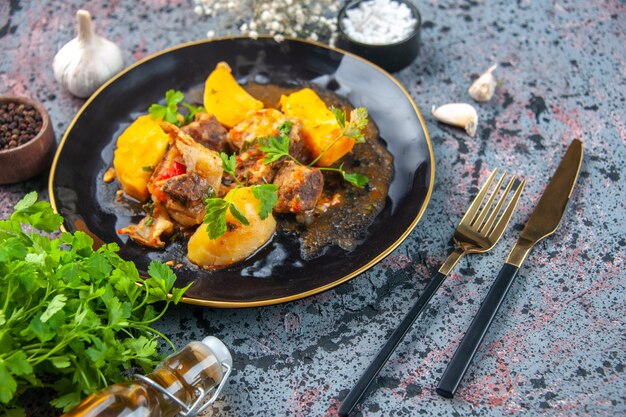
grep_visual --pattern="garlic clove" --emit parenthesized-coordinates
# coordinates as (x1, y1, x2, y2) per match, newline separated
(53, 10, 124, 98)
(431, 103, 478, 137)
(468, 64, 497, 102)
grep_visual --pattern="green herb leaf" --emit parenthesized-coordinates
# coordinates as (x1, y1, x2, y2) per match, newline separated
(342, 171, 369, 188)
(203, 198, 229, 239)
(182, 102, 206, 124)
(147, 260, 177, 290)
(3, 406, 26, 417)
(148, 103, 166, 121)
(4, 352, 32, 376)
(49, 392, 82, 412)
(0, 362, 18, 404)
(319, 164, 369, 189)
(40, 294, 67, 323)
(149, 90, 186, 126)
(260, 134, 291, 164)
(228, 202, 249, 226)
(11, 193, 63, 232)
(220, 152, 237, 176)
(165, 89, 184, 106)
(331, 106, 346, 130)
(343, 107, 368, 143)
(278, 121, 293, 136)
(203, 188, 254, 239)
(13, 191, 37, 211)
(252, 184, 278, 219)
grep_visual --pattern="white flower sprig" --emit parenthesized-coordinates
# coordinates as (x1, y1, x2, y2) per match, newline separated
(194, 0, 339, 45)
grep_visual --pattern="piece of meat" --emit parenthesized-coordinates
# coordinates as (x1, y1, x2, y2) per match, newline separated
(235, 144, 277, 185)
(117, 202, 174, 248)
(272, 161, 324, 213)
(229, 109, 311, 163)
(148, 123, 224, 226)
(181, 112, 230, 153)
(285, 120, 312, 164)
(161, 172, 212, 226)
(229, 109, 285, 149)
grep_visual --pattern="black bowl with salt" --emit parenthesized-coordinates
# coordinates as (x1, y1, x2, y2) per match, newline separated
(336, 0, 421, 73)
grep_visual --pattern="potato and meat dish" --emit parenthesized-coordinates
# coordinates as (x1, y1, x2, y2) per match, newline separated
(111, 62, 393, 269)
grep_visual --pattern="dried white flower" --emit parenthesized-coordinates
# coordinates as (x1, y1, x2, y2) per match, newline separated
(193, 0, 338, 43)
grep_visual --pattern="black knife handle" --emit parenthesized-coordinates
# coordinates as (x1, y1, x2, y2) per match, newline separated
(339, 271, 447, 417)
(436, 263, 519, 399)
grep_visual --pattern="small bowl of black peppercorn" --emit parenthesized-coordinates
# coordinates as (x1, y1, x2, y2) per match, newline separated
(0, 96, 55, 184)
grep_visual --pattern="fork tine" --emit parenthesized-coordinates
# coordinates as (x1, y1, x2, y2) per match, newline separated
(487, 178, 525, 240)
(478, 174, 515, 234)
(459, 168, 499, 226)
(472, 172, 508, 229)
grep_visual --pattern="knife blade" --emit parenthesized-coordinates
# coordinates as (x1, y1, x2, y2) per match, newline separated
(436, 138, 584, 398)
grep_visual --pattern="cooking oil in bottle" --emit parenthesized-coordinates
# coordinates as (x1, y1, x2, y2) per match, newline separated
(62, 336, 232, 417)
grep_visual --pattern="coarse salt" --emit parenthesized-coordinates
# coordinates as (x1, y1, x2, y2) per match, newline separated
(342, 0, 417, 45)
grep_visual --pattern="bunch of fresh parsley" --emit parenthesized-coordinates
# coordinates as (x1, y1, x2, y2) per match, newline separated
(0, 193, 191, 415)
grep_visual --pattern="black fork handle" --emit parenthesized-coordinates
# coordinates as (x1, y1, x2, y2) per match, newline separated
(436, 263, 519, 398)
(339, 271, 447, 417)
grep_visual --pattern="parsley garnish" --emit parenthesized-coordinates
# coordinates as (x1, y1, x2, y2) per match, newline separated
(260, 129, 299, 165)
(261, 109, 370, 188)
(0, 192, 191, 412)
(324, 163, 370, 188)
(252, 184, 279, 220)
(148, 90, 206, 126)
(202, 153, 278, 239)
(182, 102, 206, 125)
(220, 152, 237, 175)
(203, 197, 250, 239)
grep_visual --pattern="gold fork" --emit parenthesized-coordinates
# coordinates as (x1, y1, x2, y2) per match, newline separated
(339, 169, 525, 417)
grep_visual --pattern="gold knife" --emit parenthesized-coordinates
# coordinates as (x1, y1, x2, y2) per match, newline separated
(436, 138, 584, 398)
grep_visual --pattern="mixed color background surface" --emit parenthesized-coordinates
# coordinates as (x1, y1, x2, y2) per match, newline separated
(1, 0, 624, 415)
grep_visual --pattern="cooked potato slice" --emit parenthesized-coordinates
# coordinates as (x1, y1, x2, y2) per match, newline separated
(280, 88, 354, 167)
(203, 62, 263, 128)
(187, 187, 276, 268)
(113, 115, 171, 201)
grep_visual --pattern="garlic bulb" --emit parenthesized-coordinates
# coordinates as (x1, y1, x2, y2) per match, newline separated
(468, 64, 497, 102)
(432, 103, 478, 137)
(53, 10, 124, 98)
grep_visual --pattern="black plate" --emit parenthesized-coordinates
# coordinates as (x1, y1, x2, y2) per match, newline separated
(49, 37, 434, 308)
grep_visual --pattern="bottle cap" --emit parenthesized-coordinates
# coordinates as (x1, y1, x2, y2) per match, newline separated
(202, 336, 233, 368)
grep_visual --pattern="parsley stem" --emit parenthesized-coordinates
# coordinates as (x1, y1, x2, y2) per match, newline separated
(139, 301, 171, 324)
(308, 133, 344, 167)
(318, 167, 343, 174)
(133, 324, 175, 350)
(287, 153, 304, 166)
(30, 337, 74, 365)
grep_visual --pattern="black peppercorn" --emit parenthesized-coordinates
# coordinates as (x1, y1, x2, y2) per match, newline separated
(0, 100, 43, 150)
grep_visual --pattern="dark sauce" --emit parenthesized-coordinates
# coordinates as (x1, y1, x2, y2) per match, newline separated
(244, 83, 394, 260)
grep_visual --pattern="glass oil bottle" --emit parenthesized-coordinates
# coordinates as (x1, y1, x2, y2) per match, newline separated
(62, 336, 232, 417)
